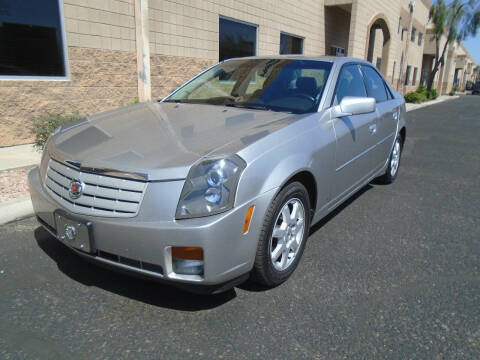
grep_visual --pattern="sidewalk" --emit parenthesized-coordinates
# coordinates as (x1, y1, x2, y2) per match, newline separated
(0, 144, 39, 224)
(0, 143, 41, 171)
(0, 94, 463, 225)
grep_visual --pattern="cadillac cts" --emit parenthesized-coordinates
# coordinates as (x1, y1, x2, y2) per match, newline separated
(29, 56, 406, 293)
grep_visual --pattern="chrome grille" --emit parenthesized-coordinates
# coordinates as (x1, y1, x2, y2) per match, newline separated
(44, 159, 147, 217)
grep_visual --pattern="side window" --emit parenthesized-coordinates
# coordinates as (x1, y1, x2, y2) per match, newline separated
(361, 66, 388, 103)
(335, 64, 367, 103)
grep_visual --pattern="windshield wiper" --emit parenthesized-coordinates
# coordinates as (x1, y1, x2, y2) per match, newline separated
(225, 103, 274, 111)
(162, 99, 185, 103)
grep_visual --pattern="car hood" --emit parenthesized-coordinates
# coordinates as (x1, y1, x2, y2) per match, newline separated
(48, 102, 302, 180)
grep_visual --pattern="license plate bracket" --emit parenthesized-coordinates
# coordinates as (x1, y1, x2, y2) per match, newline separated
(54, 210, 95, 253)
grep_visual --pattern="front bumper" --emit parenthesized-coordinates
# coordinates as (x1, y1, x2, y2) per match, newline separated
(28, 166, 276, 290)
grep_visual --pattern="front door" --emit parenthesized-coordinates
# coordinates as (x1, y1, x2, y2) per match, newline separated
(331, 64, 378, 203)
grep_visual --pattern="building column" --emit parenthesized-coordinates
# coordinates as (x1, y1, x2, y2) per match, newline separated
(134, 0, 151, 102)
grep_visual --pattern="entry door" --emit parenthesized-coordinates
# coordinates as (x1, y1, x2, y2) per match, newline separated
(331, 64, 378, 202)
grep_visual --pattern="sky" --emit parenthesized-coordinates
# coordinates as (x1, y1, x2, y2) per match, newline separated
(437, 0, 480, 65)
(463, 35, 480, 65)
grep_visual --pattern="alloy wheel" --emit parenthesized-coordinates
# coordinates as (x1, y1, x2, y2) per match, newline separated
(269, 198, 306, 271)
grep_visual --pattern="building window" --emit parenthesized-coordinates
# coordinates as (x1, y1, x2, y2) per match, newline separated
(411, 27, 416, 43)
(412, 67, 418, 86)
(0, 0, 68, 78)
(418, 32, 423, 46)
(398, 17, 402, 34)
(405, 65, 411, 85)
(375, 57, 382, 70)
(219, 17, 257, 62)
(392, 61, 397, 81)
(280, 33, 303, 54)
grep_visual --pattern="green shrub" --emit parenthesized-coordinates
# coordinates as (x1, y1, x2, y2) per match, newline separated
(416, 85, 427, 94)
(427, 89, 439, 100)
(404, 91, 423, 103)
(32, 112, 83, 150)
(449, 85, 458, 96)
(119, 97, 140, 107)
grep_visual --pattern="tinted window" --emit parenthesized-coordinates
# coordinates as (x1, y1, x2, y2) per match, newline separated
(219, 18, 256, 62)
(280, 33, 303, 54)
(0, 0, 66, 77)
(166, 59, 332, 114)
(335, 64, 367, 103)
(361, 66, 388, 103)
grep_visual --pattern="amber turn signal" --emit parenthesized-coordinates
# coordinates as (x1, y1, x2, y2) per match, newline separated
(171, 246, 203, 260)
(243, 205, 255, 234)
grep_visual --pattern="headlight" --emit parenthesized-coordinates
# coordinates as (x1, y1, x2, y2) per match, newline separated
(175, 155, 246, 219)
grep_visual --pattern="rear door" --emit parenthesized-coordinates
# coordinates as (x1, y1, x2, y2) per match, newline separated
(360, 65, 399, 171)
(331, 64, 378, 203)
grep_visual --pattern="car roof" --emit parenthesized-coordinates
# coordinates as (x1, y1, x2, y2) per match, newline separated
(223, 55, 373, 66)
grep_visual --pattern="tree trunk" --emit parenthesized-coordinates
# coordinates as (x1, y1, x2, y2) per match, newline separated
(426, 36, 450, 91)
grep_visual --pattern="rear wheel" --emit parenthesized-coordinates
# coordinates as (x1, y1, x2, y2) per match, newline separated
(250, 182, 311, 287)
(377, 135, 403, 184)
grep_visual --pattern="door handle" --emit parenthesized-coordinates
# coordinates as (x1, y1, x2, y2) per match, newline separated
(392, 109, 399, 120)
(369, 123, 377, 134)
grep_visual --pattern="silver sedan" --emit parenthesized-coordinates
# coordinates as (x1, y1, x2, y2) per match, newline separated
(29, 56, 406, 293)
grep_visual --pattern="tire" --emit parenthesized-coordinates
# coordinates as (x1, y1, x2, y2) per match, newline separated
(250, 181, 311, 287)
(377, 134, 403, 184)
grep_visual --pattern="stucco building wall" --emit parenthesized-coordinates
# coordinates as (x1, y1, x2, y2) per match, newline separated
(0, 0, 138, 146)
(0, 0, 475, 146)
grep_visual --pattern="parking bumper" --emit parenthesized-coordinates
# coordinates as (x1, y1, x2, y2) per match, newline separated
(28, 167, 276, 287)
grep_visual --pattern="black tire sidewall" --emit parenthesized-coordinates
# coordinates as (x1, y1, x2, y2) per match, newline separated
(254, 182, 311, 286)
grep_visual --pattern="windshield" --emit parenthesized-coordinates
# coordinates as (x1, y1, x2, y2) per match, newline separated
(164, 59, 333, 114)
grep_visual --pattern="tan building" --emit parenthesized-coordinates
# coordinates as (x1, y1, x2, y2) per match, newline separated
(0, 0, 476, 146)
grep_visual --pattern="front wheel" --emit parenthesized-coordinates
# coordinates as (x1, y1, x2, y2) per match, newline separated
(250, 182, 311, 287)
(377, 135, 403, 184)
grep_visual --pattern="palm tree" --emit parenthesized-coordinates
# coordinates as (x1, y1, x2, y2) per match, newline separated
(426, 0, 480, 90)
(475, 65, 480, 82)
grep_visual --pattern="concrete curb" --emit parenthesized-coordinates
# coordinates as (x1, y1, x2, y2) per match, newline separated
(0, 196, 34, 225)
(405, 95, 459, 112)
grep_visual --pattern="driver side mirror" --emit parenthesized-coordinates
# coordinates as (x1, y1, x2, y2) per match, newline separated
(332, 97, 376, 118)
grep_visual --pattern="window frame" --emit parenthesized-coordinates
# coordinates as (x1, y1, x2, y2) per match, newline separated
(411, 27, 417, 43)
(331, 62, 368, 106)
(359, 64, 390, 103)
(412, 67, 418, 86)
(218, 15, 258, 62)
(0, 0, 70, 81)
(279, 31, 304, 55)
(405, 65, 412, 85)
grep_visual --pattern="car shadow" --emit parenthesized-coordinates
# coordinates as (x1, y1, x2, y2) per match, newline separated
(239, 184, 374, 293)
(34, 184, 374, 300)
(34, 227, 236, 311)
(309, 184, 373, 235)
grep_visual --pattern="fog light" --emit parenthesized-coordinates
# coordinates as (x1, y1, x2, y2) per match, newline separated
(171, 247, 204, 275)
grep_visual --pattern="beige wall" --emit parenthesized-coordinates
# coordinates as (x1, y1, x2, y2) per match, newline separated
(0, 0, 139, 146)
(148, 0, 325, 60)
(64, 0, 136, 51)
(0, 0, 476, 146)
(0, 48, 138, 146)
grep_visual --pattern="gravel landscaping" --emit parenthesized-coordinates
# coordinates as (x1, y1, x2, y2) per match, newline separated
(0, 167, 33, 203)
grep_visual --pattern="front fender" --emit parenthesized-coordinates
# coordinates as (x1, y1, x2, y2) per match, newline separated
(235, 113, 336, 214)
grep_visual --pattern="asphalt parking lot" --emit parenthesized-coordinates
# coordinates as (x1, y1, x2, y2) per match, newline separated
(1, 95, 479, 359)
